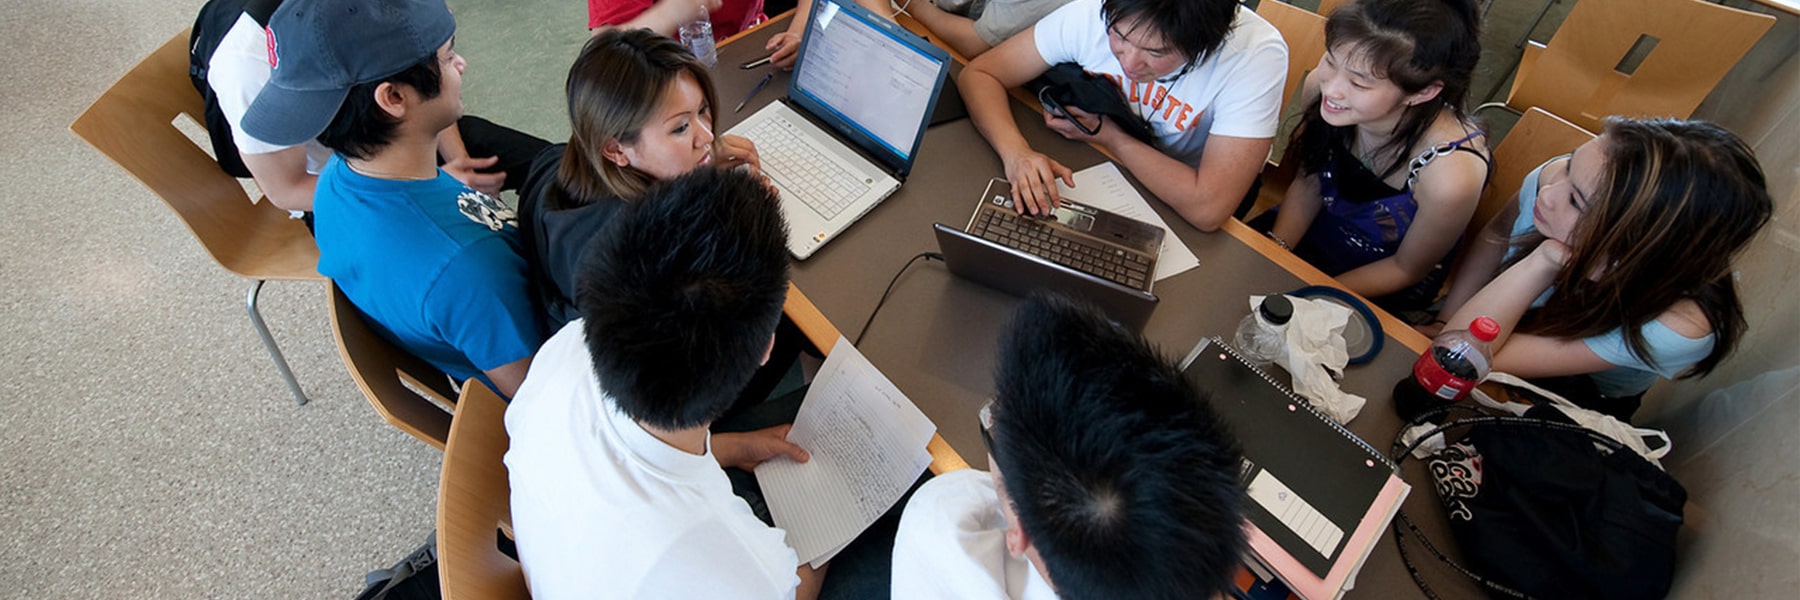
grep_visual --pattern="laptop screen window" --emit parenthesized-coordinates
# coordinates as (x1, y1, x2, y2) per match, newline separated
(793, 0, 940, 161)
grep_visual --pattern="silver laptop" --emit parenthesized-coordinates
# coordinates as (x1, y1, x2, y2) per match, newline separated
(728, 0, 951, 259)
(934, 179, 1163, 329)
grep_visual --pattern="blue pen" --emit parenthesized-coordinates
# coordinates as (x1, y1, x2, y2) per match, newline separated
(735, 73, 776, 113)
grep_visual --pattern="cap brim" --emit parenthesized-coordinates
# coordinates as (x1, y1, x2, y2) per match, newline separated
(240, 84, 351, 148)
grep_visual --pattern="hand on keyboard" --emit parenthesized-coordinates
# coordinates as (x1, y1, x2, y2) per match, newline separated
(717, 134, 761, 175)
(1000, 149, 1074, 217)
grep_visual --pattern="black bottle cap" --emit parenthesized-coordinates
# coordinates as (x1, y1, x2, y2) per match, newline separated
(1259, 294, 1294, 325)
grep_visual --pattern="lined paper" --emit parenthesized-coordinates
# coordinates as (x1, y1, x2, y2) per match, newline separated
(755, 337, 936, 567)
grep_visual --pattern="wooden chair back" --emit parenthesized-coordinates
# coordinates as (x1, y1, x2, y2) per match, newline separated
(328, 282, 457, 449)
(1315, 0, 1351, 17)
(437, 381, 530, 600)
(1503, 0, 1774, 132)
(1256, 0, 1329, 119)
(1470, 107, 1595, 243)
(69, 29, 319, 282)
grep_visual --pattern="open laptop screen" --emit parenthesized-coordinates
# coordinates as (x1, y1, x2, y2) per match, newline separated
(791, 0, 946, 167)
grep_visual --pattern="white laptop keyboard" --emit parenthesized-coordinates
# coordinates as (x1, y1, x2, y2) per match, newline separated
(741, 117, 872, 220)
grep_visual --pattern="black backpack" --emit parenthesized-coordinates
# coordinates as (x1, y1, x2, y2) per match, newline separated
(188, 0, 283, 179)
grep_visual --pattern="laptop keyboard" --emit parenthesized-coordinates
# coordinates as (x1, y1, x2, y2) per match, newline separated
(741, 118, 872, 220)
(972, 209, 1152, 289)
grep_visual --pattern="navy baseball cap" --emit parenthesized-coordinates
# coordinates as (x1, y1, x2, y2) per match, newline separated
(241, 0, 457, 147)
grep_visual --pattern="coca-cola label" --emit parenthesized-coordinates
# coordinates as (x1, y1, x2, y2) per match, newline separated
(1414, 354, 1477, 400)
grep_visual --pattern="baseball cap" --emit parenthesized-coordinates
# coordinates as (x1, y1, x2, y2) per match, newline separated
(241, 0, 457, 147)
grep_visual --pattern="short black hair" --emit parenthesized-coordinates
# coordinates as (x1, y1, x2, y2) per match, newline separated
(576, 167, 790, 430)
(316, 55, 444, 160)
(1101, 0, 1239, 65)
(990, 293, 1247, 598)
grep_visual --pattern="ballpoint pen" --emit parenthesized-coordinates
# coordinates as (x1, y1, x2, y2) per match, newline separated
(734, 73, 776, 113)
(739, 54, 774, 69)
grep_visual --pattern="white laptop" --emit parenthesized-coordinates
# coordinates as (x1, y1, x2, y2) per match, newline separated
(728, 0, 952, 259)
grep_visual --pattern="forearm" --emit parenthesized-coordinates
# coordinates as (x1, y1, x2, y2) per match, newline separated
(960, 68, 1033, 160)
(1335, 258, 1431, 299)
(795, 562, 828, 600)
(1268, 173, 1320, 246)
(1105, 137, 1261, 232)
(242, 148, 318, 212)
(906, 1, 992, 59)
(1445, 251, 1561, 348)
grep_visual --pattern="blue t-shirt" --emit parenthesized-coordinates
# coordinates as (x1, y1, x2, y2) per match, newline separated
(315, 155, 544, 387)
(1507, 159, 1714, 397)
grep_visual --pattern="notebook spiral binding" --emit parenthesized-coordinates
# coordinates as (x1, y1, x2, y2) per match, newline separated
(1188, 336, 1399, 473)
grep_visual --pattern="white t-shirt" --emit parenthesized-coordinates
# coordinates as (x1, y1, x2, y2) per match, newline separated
(891, 469, 1059, 600)
(505, 322, 803, 600)
(207, 13, 333, 172)
(1033, 0, 1288, 165)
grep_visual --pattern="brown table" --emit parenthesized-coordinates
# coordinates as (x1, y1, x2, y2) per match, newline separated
(724, 15, 1478, 598)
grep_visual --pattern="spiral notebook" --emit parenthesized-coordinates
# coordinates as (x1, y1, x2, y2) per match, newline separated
(1180, 337, 1410, 600)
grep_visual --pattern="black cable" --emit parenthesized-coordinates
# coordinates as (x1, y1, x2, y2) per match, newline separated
(853, 252, 943, 346)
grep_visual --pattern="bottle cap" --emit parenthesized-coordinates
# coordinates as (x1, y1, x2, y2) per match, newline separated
(1470, 316, 1500, 341)
(1259, 294, 1294, 325)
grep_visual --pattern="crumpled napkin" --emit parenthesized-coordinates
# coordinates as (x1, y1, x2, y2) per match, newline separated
(1250, 294, 1368, 424)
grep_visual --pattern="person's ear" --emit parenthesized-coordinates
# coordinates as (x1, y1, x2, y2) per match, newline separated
(372, 81, 409, 119)
(1405, 81, 1445, 107)
(600, 139, 631, 168)
(760, 333, 777, 366)
(1004, 518, 1033, 557)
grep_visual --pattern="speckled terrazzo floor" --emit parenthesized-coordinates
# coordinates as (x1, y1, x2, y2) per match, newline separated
(0, 0, 1576, 596)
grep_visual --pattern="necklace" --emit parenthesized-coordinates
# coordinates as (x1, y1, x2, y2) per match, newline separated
(346, 161, 436, 181)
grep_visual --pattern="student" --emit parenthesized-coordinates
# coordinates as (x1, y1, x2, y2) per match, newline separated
(1440, 118, 1773, 420)
(206, 0, 545, 212)
(587, 0, 811, 70)
(518, 28, 763, 328)
(883, 0, 1076, 59)
(959, 0, 1288, 231)
(891, 293, 1247, 599)
(1263, 0, 1487, 313)
(505, 168, 828, 599)
(242, 0, 543, 397)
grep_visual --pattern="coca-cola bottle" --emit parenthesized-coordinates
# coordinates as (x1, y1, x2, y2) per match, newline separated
(1392, 316, 1499, 422)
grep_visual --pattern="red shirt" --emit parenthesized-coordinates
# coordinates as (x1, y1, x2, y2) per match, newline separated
(588, 0, 766, 41)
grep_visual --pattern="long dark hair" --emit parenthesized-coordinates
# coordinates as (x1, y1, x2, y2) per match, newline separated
(557, 29, 719, 208)
(1286, 0, 1482, 179)
(1517, 118, 1772, 377)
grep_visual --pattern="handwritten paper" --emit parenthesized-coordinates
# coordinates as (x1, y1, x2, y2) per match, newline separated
(1055, 162, 1201, 281)
(755, 337, 936, 567)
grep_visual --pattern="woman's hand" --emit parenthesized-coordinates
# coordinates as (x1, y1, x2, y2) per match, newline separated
(717, 134, 761, 174)
(767, 32, 802, 70)
(1529, 239, 1572, 270)
(1001, 150, 1074, 216)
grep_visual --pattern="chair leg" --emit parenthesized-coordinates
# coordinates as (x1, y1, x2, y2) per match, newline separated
(246, 279, 308, 406)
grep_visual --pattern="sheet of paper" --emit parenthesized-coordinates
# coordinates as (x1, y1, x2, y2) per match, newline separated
(755, 336, 937, 567)
(1055, 162, 1201, 281)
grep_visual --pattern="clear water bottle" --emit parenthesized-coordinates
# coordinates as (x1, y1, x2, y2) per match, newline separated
(1392, 316, 1500, 422)
(678, 3, 718, 68)
(1234, 294, 1294, 368)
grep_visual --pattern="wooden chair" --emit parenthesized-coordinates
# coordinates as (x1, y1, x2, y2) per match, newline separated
(328, 282, 457, 449)
(437, 380, 530, 599)
(1475, 0, 1775, 133)
(1468, 107, 1595, 244)
(1256, 0, 1328, 121)
(70, 29, 323, 406)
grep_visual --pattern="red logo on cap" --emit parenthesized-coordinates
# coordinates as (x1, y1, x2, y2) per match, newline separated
(265, 26, 279, 69)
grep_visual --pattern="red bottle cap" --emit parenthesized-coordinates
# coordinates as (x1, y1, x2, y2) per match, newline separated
(1470, 317, 1500, 342)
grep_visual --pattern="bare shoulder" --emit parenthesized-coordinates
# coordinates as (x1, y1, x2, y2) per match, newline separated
(1657, 300, 1714, 339)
